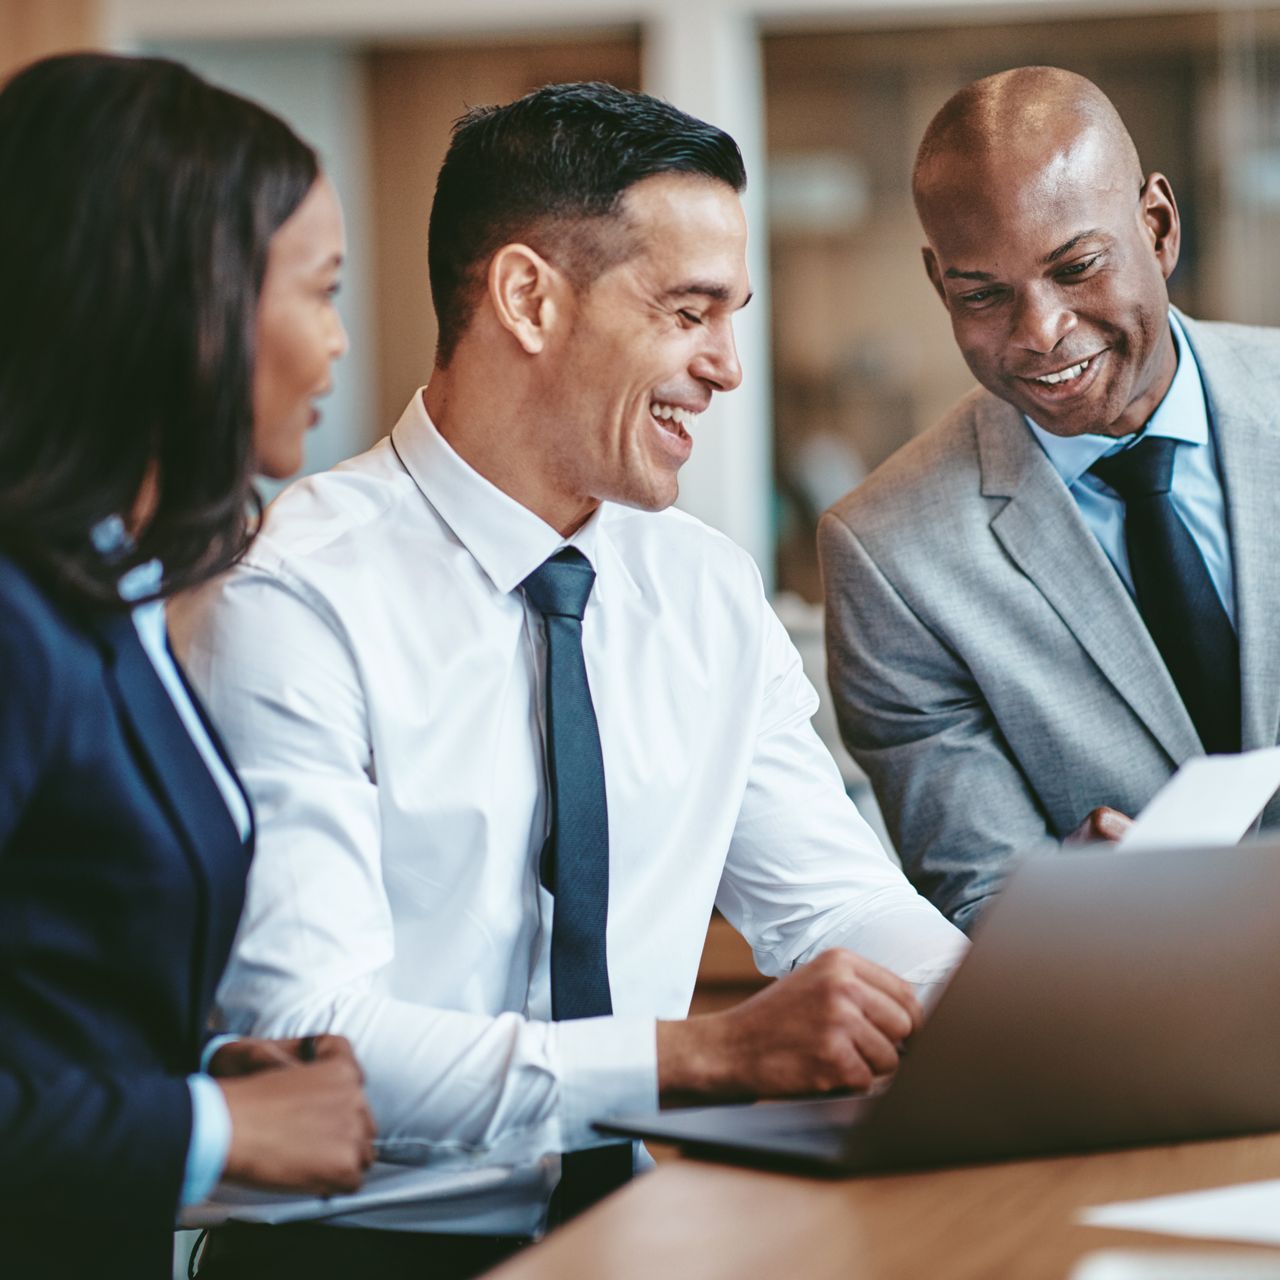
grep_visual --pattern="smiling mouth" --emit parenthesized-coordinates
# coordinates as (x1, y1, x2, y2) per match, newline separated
(1022, 353, 1102, 389)
(650, 400, 698, 441)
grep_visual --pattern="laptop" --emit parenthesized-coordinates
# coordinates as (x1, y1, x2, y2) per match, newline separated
(597, 838, 1280, 1174)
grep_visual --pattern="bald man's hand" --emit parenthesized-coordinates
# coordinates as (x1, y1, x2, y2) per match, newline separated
(656, 948, 922, 1104)
(1064, 806, 1133, 846)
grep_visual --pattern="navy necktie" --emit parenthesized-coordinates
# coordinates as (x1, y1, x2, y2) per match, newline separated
(521, 547, 632, 1218)
(1089, 436, 1240, 754)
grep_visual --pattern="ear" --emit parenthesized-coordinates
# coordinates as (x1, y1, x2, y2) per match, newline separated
(486, 244, 564, 355)
(1139, 172, 1181, 281)
(922, 246, 948, 305)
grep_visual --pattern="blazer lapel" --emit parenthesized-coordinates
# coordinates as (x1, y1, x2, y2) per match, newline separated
(166, 632, 257, 855)
(976, 394, 1202, 766)
(91, 610, 249, 1036)
(1186, 318, 1280, 753)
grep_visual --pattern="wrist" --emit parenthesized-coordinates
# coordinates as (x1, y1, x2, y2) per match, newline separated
(202, 1033, 242, 1075)
(656, 1015, 732, 1102)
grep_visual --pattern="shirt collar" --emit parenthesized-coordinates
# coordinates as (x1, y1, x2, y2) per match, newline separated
(389, 389, 605, 597)
(1025, 310, 1209, 487)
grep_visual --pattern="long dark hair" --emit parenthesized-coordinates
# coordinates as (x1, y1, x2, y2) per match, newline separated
(0, 52, 318, 608)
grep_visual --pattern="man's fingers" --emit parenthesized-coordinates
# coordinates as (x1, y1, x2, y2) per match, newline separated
(210, 1038, 297, 1076)
(1091, 806, 1133, 842)
(840, 979, 914, 1045)
(1066, 805, 1133, 846)
(848, 1013, 901, 1077)
(820, 951, 921, 1038)
(837, 953, 922, 1029)
(250, 1042, 300, 1070)
(308, 1034, 363, 1074)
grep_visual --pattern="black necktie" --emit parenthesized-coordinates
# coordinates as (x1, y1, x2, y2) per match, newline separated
(1089, 436, 1240, 753)
(520, 548, 632, 1219)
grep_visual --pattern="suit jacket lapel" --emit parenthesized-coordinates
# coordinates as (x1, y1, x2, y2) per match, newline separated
(166, 631, 257, 854)
(976, 394, 1202, 766)
(91, 610, 249, 1037)
(1185, 317, 1280, 753)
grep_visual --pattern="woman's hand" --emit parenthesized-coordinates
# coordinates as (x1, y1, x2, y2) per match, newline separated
(214, 1036, 376, 1195)
(208, 1033, 350, 1077)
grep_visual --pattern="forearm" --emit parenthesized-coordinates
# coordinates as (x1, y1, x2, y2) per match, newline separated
(223, 985, 657, 1157)
(656, 1017, 731, 1102)
(719, 717, 967, 978)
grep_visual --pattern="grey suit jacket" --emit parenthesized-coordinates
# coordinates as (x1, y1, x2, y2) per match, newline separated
(819, 314, 1280, 931)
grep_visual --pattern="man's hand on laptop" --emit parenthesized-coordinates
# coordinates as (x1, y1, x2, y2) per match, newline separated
(656, 948, 922, 1105)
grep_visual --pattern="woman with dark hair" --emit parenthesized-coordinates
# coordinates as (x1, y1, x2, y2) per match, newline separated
(0, 52, 374, 1278)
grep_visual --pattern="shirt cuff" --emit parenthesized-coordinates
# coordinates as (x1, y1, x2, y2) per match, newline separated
(182, 1074, 232, 1207)
(555, 1015, 657, 1152)
(200, 1033, 241, 1073)
(827, 898, 970, 987)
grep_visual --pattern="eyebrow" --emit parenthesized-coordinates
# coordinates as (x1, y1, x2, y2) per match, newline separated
(1043, 230, 1104, 264)
(665, 281, 754, 309)
(943, 228, 1107, 283)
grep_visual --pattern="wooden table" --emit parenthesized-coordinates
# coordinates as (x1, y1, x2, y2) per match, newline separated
(488, 1133, 1280, 1279)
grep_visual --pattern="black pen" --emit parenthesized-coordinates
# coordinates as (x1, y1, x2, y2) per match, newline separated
(298, 1034, 318, 1063)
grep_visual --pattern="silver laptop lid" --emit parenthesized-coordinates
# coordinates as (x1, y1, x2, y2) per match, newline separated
(855, 837, 1280, 1167)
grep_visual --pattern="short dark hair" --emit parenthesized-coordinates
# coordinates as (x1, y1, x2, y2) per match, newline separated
(0, 52, 319, 610)
(428, 81, 746, 365)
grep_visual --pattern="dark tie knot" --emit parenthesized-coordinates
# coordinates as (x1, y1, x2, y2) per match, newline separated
(1089, 435, 1179, 499)
(521, 547, 595, 620)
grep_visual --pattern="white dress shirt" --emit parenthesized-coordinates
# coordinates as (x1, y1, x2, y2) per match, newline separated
(1025, 311, 1235, 623)
(171, 390, 966, 1235)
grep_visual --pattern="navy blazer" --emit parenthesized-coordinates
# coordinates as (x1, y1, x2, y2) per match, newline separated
(0, 553, 252, 1275)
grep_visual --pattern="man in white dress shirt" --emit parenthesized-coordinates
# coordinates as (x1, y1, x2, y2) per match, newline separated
(174, 83, 966, 1279)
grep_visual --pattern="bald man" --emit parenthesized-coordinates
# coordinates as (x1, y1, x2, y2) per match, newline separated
(820, 66, 1280, 931)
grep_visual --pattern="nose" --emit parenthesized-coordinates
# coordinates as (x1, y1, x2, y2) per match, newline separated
(329, 307, 350, 362)
(692, 319, 743, 393)
(1010, 284, 1076, 354)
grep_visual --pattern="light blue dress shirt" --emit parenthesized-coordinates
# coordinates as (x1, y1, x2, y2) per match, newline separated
(1024, 311, 1236, 627)
(114, 550, 249, 1207)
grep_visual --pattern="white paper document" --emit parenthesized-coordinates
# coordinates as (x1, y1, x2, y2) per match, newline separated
(1118, 747, 1280, 851)
(179, 1161, 514, 1227)
(1079, 1178, 1280, 1247)
(1073, 1248, 1280, 1279)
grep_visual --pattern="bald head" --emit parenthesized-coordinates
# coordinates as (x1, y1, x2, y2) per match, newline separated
(913, 67, 1142, 228)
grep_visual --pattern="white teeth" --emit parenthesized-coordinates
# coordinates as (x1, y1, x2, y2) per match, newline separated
(651, 403, 696, 430)
(1035, 358, 1090, 386)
